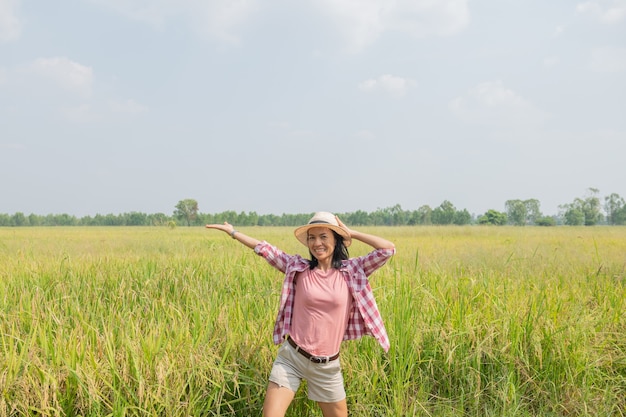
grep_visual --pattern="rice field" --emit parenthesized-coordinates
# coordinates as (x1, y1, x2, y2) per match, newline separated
(0, 226, 625, 416)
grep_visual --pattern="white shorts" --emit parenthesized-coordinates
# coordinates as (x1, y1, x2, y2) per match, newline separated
(268, 340, 345, 403)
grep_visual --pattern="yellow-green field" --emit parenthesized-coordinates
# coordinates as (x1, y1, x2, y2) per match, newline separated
(1, 226, 625, 416)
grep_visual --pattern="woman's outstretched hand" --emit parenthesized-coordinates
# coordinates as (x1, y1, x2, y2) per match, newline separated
(205, 222, 235, 235)
(205, 222, 261, 249)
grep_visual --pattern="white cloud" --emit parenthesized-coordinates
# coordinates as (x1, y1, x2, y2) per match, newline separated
(88, 0, 468, 50)
(109, 98, 148, 114)
(0, 66, 7, 84)
(0, 0, 20, 42)
(88, 0, 258, 44)
(358, 74, 416, 97)
(449, 80, 547, 127)
(576, 0, 626, 24)
(29, 57, 94, 96)
(590, 46, 626, 72)
(315, 0, 470, 52)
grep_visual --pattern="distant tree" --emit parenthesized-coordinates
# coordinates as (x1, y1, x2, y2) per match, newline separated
(28, 213, 41, 226)
(563, 188, 603, 226)
(0, 214, 10, 226)
(505, 198, 542, 225)
(453, 209, 472, 225)
(55, 213, 77, 226)
(479, 209, 507, 225)
(11, 212, 28, 227)
(347, 210, 370, 226)
(604, 193, 625, 225)
(370, 208, 387, 225)
(417, 205, 432, 225)
(505, 200, 527, 226)
(615, 206, 626, 225)
(149, 213, 170, 226)
(560, 204, 584, 226)
(581, 188, 602, 225)
(214, 210, 238, 225)
(524, 199, 542, 225)
(174, 199, 199, 226)
(535, 216, 556, 226)
(238, 211, 259, 226)
(127, 212, 148, 226)
(432, 200, 456, 225)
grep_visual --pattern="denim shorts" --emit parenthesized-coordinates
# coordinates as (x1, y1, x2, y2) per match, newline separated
(268, 340, 345, 403)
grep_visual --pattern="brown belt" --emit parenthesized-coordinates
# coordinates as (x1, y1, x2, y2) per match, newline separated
(287, 336, 340, 364)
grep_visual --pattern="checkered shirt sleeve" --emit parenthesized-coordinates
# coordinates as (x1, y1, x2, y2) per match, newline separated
(342, 247, 395, 351)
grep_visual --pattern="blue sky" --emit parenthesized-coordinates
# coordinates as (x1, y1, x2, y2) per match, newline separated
(1, 0, 625, 217)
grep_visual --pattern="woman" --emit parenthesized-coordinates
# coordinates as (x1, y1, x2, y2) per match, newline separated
(205, 212, 395, 417)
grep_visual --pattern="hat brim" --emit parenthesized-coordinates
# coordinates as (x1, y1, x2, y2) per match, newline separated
(294, 224, 352, 247)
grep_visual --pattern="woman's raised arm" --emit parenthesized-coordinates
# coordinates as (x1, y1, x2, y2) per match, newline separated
(336, 216, 395, 250)
(205, 222, 261, 249)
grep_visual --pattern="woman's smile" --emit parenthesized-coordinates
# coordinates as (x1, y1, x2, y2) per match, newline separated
(307, 227, 336, 265)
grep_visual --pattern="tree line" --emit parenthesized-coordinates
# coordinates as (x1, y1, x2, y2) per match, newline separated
(2, 189, 625, 227)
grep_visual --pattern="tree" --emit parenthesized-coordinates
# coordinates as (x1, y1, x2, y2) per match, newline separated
(347, 210, 370, 226)
(563, 188, 603, 226)
(581, 188, 602, 225)
(387, 204, 406, 226)
(615, 206, 626, 225)
(524, 199, 541, 225)
(535, 216, 556, 226)
(604, 193, 625, 225)
(505, 200, 526, 226)
(417, 205, 432, 225)
(174, 199, 199, 226)
(453, 209, 472, 225)
(479, 209, 507, 225)
(432, 200, 456, 225)
(11, 212, 28, 227)
(562, 205, 584, 225)
(505, 198, 542, 225)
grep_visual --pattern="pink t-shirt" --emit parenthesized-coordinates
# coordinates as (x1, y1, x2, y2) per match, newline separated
(290, 268, 353, 356)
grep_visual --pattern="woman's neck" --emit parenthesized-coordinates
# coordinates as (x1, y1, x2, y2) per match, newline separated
(316, 258, 332, 271)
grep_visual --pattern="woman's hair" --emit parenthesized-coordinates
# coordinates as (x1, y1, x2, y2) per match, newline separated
(308, 230, 349, 269)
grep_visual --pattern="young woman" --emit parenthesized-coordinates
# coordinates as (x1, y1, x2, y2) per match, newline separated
(205, 212, 395, 417)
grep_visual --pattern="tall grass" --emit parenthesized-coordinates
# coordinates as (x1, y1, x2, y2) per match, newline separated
(0, 226, 624, 416)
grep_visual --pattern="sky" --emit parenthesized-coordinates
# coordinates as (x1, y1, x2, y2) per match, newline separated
(1, 0, 625, 218)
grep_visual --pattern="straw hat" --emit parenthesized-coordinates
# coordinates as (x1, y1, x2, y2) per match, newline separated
(294, 212, 352, 247)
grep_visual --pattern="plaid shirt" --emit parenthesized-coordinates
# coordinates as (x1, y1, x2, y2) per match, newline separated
(254, 241, 395, 352)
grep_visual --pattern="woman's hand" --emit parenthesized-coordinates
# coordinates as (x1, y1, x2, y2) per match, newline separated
(336, 215, 395, 250)
(205, 222, 235, 235)
(205, 222, 261, 249)
(335, 216, 353, 237)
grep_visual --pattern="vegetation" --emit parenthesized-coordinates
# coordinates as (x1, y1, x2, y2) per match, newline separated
(1, 226, 624, 416)
(174, 199, 199, 227)
(0, 188, 626, 227)
(2, 189, 625, 228)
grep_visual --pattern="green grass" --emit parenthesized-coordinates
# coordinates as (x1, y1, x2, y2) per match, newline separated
(1, 226, 625, 416)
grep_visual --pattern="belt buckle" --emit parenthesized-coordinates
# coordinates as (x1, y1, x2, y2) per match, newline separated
(311, 356, 328, 364)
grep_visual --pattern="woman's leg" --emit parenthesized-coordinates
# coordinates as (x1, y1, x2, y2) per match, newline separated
(318, 399, 348, 417)
(262, 382, 296, 417)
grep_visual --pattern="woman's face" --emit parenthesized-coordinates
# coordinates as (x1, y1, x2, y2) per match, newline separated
(307, 227, 336, 264)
